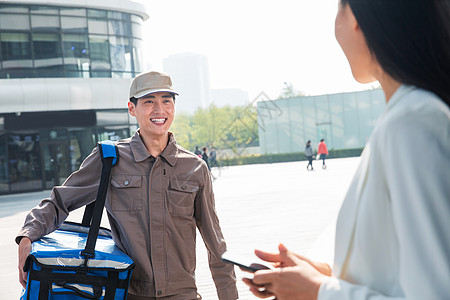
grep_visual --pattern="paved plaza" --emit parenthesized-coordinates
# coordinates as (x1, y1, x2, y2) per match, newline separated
(0, 157, 360, 299)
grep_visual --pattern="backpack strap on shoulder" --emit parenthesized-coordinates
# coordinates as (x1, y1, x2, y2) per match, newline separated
(80, 140, 119, 260)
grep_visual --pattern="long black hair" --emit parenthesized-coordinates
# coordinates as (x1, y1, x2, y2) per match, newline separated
(341, 0, 450, 106)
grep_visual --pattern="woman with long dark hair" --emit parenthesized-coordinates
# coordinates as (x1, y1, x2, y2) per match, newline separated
(244, 0, 450, 299)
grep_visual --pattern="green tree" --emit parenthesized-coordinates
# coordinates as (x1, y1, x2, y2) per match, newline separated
(278, 82, 305, 99)
(170, 104, 259, 155)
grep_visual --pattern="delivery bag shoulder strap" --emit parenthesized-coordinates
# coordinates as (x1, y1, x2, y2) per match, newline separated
(80, 140, 119, 260)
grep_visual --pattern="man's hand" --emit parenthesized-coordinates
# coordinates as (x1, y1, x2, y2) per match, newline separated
(18, 237, 32, 288)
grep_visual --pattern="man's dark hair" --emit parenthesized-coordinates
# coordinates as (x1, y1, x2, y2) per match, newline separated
(341, 0, 450, 106)
(129, 93, 176, 105)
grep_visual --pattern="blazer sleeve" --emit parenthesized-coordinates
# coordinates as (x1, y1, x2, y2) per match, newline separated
(16, 147, 103, 244)
(319, 101, 450, 299)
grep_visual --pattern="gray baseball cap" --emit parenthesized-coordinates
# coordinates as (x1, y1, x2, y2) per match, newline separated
(129, 71, 179, 99)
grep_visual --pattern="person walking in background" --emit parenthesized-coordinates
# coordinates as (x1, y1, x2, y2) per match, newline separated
(317, 138, 329, 169)
(244, 0, 450, 299)
(17, 71, 238, 300)
(194, 146, 202, 157)
(209, 147, 218, 168)
(304, 140, 314, 171)
(202, 146, 210, 170)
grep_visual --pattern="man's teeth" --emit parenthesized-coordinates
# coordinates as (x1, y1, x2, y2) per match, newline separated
(151, 118, 165, 123)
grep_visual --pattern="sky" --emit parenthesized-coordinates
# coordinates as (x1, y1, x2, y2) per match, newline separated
(138, 0, 378, 101)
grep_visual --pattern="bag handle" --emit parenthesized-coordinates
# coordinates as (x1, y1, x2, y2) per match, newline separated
(52, 281, 103, 299)
(81, 141, 119, 260)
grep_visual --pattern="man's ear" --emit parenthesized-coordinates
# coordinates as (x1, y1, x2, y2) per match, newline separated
(128, 101, 136, 116)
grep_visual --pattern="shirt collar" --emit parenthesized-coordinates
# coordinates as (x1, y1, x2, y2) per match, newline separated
(378, 84, 416, 123)
(130, 131, 178, 166)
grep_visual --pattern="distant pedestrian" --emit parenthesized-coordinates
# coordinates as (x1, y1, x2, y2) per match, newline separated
(209, 147, 218, 168)
(317, 138, 329, 169)
(304, 140, 314, 171)
(202, 147, 210, 170)
(194, 146, 202, 157)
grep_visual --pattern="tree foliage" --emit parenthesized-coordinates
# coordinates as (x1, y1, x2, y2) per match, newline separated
(278, 82, 305, 99)
(170, 104, 259, 153)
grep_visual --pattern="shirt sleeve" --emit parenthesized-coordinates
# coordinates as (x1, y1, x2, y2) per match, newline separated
(194, 163, 238, 300)
(16, 147, 103, 244)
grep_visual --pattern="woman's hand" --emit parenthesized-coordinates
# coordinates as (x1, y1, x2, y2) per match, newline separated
(18, 237, 32, 288)
(243, 244, 331, 300)
(256, 243, 332, 276)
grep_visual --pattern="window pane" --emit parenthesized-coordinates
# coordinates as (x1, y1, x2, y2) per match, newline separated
(97, 126, 130, 141)
(133, 38, 143, 73)
(0, 6, 28, 13)
(60, 8, 86, 16)
(88, 19, 108, 34)
(112, 71, 132, 79)
(131, 15, 143, 23)
(91, 71, 111, 77)
(61, 17, 87, 33)
(132, 22, 142, 38)
(62, 33, 89, 58)
(32, 33, 61, 59)
(65, 70, 89, 78)
(31, 15, 59, 31)
(62, 34, 89, 74)
(0, 14, 30, 30)
(35, 65, 64, 77)
(97, 111, 129, 126)
(7, 132, 42, 192)
(1, 32, 32, 62)
(107, 11, 123, 20)
(88, 9, 107, 18)
(108, 20, 131, 36)
(89, 35, 110, 70)
(0, 69, 34, 78)
(30, 5, 58, 15)
(110, 36, 132, 71)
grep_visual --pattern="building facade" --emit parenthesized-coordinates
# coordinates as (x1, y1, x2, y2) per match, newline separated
(257, 89, 386, 155)
(163, 52, 211, 114)
(0, 0, 148, 194)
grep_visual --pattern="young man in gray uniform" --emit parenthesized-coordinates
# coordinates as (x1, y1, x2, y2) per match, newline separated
(17, 71, 238, 300)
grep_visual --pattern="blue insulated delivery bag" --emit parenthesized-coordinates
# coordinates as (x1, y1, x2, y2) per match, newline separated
(21, 141, 135, 300)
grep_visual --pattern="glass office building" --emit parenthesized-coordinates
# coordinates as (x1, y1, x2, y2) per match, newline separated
(257, 89, 386, 154)
(0, 0, 148, 194)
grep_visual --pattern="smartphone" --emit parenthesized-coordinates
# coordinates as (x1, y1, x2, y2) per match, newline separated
(221, 252, 274, 273)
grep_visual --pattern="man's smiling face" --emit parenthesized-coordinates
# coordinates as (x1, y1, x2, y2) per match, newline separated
(128, 92, 175, 139)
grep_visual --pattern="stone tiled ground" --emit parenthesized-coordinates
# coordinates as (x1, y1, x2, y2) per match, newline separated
(0, 157, 360, 299)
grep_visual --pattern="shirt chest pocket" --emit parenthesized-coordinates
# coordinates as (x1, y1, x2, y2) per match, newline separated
(167, 178, 199, 216)
(110, 175, 143, 211)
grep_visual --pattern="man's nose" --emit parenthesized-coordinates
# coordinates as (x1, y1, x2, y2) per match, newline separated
(154, 101, 163, 111)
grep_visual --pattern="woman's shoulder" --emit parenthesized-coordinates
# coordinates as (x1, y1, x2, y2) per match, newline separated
(375, 85, 449, 145)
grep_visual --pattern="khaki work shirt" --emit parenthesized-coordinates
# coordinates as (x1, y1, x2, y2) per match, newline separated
(17, 131, 238, 299)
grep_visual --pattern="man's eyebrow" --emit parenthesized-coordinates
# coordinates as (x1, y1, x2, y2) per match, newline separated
(162, 94, 173, 98)
(142, 95, 156, 99)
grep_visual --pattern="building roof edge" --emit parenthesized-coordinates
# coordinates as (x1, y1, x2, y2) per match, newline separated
(0, 0, 149, 21)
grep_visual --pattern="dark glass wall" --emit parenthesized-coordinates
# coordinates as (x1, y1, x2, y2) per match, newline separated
(0, 4, 144, 79)
(0, 109, 133, 194)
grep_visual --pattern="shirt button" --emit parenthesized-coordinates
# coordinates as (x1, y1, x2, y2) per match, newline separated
(157, 290, 162, 296)
(124, 180, 129, 186)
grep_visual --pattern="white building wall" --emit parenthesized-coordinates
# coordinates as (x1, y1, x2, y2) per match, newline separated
(0, 78, 131, 113)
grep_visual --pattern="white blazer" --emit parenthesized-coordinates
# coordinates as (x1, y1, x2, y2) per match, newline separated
(318, 85, 450, 299)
